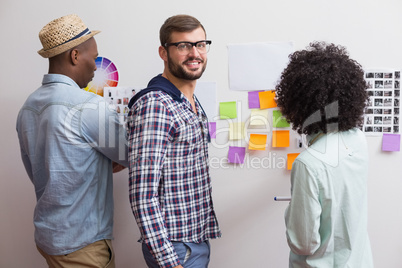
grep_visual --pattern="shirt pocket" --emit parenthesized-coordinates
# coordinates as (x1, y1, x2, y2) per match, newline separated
(167, 111, 203, 158)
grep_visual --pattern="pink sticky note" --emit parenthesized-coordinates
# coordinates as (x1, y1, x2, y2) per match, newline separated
(382, 133, 401, 151)
(248, 91, 262, 109)
(228, 146, 246, 164)
(209, 122, 216, 139)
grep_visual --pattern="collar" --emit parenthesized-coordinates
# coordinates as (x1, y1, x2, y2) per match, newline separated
(307, 132, 325, 147)
(42, 74, 80, 88)
(128, 74, 183, 108)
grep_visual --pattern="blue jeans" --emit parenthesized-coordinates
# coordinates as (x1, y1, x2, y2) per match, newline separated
(142, 241, 210, 268)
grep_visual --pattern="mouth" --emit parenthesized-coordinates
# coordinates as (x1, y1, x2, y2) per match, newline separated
(184, 58, 203, 69)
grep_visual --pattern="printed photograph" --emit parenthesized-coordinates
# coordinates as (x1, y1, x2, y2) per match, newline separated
(363, 70, 401, 135)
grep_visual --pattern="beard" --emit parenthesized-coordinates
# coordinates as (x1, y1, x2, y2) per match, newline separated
(167, 53, 207, 81)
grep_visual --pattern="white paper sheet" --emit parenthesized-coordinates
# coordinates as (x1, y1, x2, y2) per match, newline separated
(228, 42, 294, 91)
(195, 81, 218, 121)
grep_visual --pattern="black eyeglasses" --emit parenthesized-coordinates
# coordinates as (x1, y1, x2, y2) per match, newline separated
(164, 40, 212, 55)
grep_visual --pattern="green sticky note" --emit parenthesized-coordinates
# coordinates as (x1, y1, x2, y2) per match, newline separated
(273, 110, 290, 127)
(219, 101, 237, 119)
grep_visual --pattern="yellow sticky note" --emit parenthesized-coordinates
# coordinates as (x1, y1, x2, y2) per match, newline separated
(220, 101, 237, 119)
(250, 109, 269, 126)
(249, 134, 268, 150)
(258, 90, 277, 109)
(287, 153, 300, 170)
(272, 130, 290, 147)
(229, 122, 245, 140)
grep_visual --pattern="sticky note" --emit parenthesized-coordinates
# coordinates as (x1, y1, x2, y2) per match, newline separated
(219, 101, 237, 119)
(229, 122, 244, 140)
(228, 146, 246, 164)
(272, 130, 290, 147)
(273, 110, 290, 127)
(209, 122, 216, 139)
(250, 110, 269, 126)
(287, 153, 300, 170)
(382, 133, 401, 151)
(248, 91, 262, 109)
(258, 90, 277, 109)
(249, 134, 268, 150)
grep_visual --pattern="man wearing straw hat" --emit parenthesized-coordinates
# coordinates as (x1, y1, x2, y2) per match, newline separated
(16, 14, 127, 268)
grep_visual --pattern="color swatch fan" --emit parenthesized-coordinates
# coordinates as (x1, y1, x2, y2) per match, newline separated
(85, 57, 119, 96)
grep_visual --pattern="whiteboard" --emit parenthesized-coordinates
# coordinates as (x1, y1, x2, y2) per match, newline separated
(1, 0, 402, 267)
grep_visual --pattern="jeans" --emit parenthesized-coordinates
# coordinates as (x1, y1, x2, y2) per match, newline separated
(142, 241, 210, 268)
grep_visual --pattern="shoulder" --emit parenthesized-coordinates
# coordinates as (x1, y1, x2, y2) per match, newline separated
(76, 92, 121, 124)
(294, 139, 329, 173)
(298, 129, 367, 169)
(343, 128, 367, 147)
(292, 154, 317, 176)
(133, 90, 176, 111)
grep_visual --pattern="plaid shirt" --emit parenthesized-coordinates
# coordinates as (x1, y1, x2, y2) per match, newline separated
(127, 75, 221, 268)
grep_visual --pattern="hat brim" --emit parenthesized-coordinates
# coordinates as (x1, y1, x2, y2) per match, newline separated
(38, 30, 100, 58)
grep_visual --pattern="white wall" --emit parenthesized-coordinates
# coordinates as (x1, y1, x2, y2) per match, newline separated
(1, 0, 402, 267)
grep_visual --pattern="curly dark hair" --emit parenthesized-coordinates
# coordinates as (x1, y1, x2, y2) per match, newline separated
(275, 41, 368, 135)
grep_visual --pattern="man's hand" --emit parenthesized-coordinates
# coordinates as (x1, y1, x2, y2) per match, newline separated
(112, 162, 127, 173)
(173, 266, 184, 268)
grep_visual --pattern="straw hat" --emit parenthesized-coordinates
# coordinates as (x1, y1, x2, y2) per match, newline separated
(38, 14, 100, 58)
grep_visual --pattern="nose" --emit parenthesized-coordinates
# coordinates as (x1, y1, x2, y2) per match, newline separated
(188, 45, 200, 56)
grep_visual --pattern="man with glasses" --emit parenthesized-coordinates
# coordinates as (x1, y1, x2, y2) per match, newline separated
(127, 15, 221, 268)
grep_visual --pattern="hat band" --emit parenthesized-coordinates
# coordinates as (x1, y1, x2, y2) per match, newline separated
(66, 28, 91, 43)
(47, 28, 92, 51)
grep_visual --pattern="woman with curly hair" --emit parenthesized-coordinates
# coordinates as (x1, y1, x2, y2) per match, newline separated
(276, 42, 373, 267)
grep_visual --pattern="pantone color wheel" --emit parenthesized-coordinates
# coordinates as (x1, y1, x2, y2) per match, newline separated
(85, 57, 119, 96)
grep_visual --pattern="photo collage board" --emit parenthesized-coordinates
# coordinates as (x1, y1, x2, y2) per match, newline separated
(362, 69, 400, 135)
(104, 87, 137, 124)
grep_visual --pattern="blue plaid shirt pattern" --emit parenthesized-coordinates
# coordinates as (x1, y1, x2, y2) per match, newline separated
(127, 76, 221, 268)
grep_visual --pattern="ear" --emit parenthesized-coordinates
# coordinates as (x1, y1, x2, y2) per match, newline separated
(159, 46, 168, 61)
(70, 49, 79, 65)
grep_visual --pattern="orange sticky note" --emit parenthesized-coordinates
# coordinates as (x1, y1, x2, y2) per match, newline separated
(287, 153, 300, 170)
(258, 90, 277, 109)
(272, 130, 290, 147)
(249, 134, 268, 150)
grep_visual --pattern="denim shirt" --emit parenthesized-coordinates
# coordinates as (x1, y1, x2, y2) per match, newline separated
(16, 74, 128, 255)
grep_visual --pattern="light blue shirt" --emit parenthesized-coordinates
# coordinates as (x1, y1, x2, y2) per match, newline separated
(285, 129, 373, 267)
(16, 74, 128, 255)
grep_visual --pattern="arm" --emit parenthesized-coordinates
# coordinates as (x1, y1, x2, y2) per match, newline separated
(285, 159, 321, 256)
(80, 97, 128, 167)
(127, 95, 180, 268)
